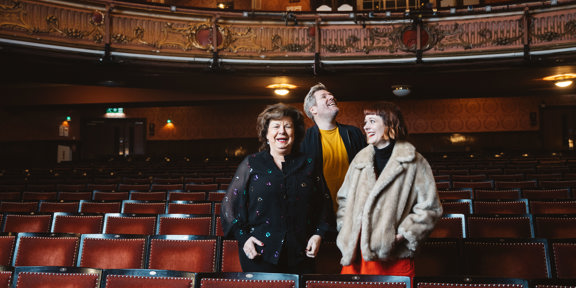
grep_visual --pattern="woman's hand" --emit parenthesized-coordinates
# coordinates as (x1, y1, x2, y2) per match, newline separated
(243, 236, 264, 259)
(305, 235, 322, 258)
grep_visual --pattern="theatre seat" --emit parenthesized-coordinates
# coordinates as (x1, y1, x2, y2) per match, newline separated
(157, 214, 213, 235)
(121, 200, 166, 214)
(103, 213, 157, 235)
(521, 188, 571, 200)
(148, 235, 219, 272)
(185, 184, 218, 192)
(428, 214, 466, 238)
(195, 272, 299, 288)
(440, 200, 472, 215)
(467, 214, 534, 238)
(2, 213, 52, 233)
(51, 212, 104, 234)
(529, 200, 576, 214)
(12, 266, 101, 288)
(473, 189, 521, 200)
(533, 214, 576, 239)
(548, 239, 576, 279)
(101, 268, 194, 288)
(21, 191, 58, 201)
(12, 232, 80, 267)
(0, 233, 16, 266)
(38, 201, 80, 213)
(129, 191, 167, 201)
(462, 238, 550, 279)
(472, 199, 528, 214)
(58, 191, 93, 201)
(93, 192, 130, 201)
(437, 189, 472, 200)
(414, 276, 529, 288)
(167, 191, 206, 201)
(166, 201, 213, 214)
(415, 239, 462, 277)
(79, 201, 122, 214)
(0, 202, 38, 213)
(78, 234, 148, 269)
(0, 267, 11, 288)
(220, 239, 242, 272)
(304, 274, 410, 288)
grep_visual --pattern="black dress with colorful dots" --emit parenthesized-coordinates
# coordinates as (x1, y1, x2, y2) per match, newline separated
(221, 150, 333, 272)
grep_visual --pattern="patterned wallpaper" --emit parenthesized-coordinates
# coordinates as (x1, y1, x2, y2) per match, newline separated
(125, 96, 542, 140)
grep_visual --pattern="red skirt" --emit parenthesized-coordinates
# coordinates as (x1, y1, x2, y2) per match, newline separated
(341, 256, 415, 277)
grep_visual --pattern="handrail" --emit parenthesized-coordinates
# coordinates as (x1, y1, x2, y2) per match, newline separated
(1, 0, 575, 70)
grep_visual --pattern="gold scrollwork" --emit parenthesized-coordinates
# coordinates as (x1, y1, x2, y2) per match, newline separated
(227, 27, 265, 53)
(145, 22, 233, 51)
(365, 27, 403, 53)
(533, 20, 576, 42)
(433, 23, 473, 51)
(0, 0, 32, 31)
(0, 1, 105, 43)
(434, 21, 522, 51)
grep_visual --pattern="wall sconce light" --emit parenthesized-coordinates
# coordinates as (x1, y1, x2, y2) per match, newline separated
(165, 119, 175, 129)
(266, 83, 297, 96)
(217, 1, 233, 9)
(66, 116, 71, 122)
(542, 73, 576, 88)
(392, 85, 411, 97)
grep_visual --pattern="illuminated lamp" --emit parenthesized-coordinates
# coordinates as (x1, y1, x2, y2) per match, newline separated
(542, 73, 576, 88)
(266, 83, 297, 96)
(392, 85, 411, 97)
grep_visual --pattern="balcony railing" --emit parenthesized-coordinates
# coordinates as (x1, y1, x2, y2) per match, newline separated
(0, 0, 575, 71)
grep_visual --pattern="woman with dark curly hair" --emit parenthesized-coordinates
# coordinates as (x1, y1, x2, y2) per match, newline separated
(221, 103, 334, 273)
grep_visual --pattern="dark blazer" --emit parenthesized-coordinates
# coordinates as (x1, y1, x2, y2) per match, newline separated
(221, 150, 333, 266)
(300, 122, 366, 172)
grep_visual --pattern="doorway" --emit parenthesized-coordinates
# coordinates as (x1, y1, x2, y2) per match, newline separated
(540, 106, 576, 152)
(82, 118, 146, 160)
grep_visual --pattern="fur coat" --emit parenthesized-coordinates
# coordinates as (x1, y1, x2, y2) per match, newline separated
(336, 141, 442, 266)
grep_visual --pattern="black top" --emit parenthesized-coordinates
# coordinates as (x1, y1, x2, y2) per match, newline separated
(221, 150, 333, 265)
(374, 140, 396, 177)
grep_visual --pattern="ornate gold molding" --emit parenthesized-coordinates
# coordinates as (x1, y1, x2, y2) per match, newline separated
(0, 0, 575, 61)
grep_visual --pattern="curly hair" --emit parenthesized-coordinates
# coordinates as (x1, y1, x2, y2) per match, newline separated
(256, 103, 306, 152)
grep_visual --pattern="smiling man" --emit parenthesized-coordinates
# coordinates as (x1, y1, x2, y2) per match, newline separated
(301, 83, 366, 213)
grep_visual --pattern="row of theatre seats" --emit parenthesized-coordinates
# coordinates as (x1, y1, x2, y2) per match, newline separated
(0, 182, 231, 193)
(0, 156, 574, 287)
(0, 232, 574, 281)
(2, 266, 574, 288)
(0, 190, 227, 202)
(0, 196, 574, 213)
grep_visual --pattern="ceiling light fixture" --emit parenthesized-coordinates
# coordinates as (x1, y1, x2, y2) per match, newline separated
(266, 83, 297, 96)
(392, 85, 411, 97)
(555, 80, 573, 88)
(543, 73, 576, 88)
